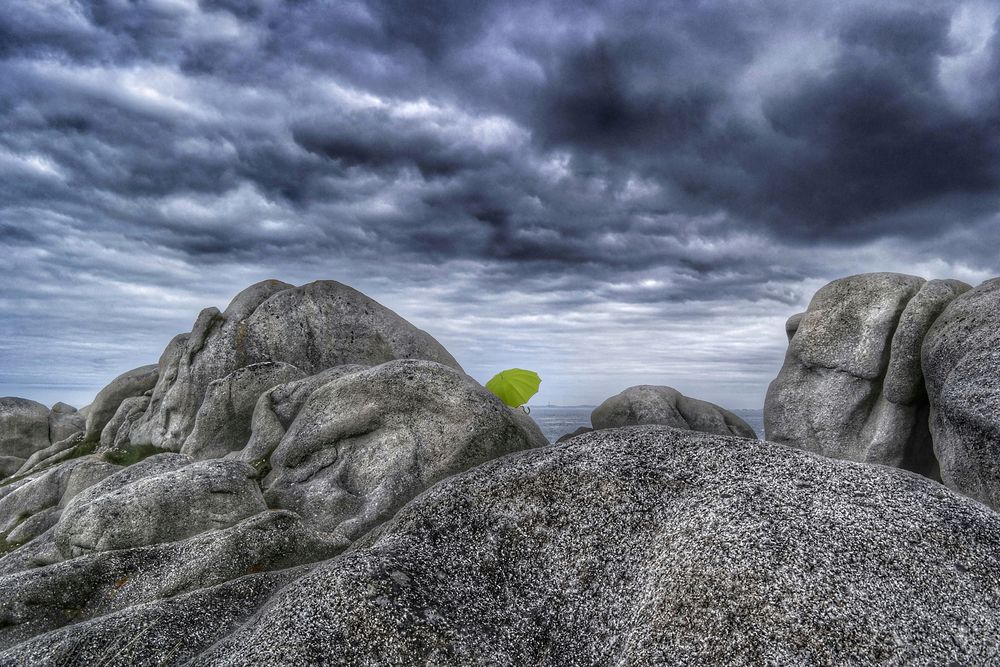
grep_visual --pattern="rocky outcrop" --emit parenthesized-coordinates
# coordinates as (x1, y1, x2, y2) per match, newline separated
(258, 360, 545, 543)
(923, 278, 1000, 508)
(232, 365, 369, 470)
(0, 456, 121, 562)
(47, 403, 83, 444)
(53, 457, 266, 559)
(180, 362, 306, 461)
(0, 398, 50, 463)
(764, 273, 969, 478)
(554, 385, 755, 443)
(7, 272, 1000, 665)
(97, 396, 150, 461)
(4, 427, 1000, 665)
(83, 365, 159, 442)
(0, 511, 334, 650)
(590, 385, 756, 438)
(119, 280, 462, 453)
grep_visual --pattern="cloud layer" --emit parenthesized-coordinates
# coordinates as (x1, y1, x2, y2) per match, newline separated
(2, 0, 999, 409)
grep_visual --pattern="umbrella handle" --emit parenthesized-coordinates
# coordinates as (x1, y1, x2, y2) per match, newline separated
(521, 405, 531, 415)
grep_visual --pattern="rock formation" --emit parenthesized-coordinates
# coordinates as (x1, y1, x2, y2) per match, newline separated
(592, 384, 756, 438)
(0, 398, 54, 477)
(3, 276, 1000, 664)
(83, 365, 159, 442)
(119, 279, 462, 455)
(0, 279, 548, 660)
(923, 278, 1000, 508)
(557, 384, 756, 442)
(765, 273, 970, 478)
(257, 360, 546, 545)
(3, 427, 999, 665)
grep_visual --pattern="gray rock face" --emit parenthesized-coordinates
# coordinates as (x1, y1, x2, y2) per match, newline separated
(0, 457, 23, 480)
(54, 458, 266, 559)
(0, 456, 121, 561)
(0, 511, 338, 649)
(923, 278, 1000, 508)
(47, 403, 83, 444)
(259, 360, 544, 542)
(765, 273, 969, 477)
(97, 396, 151, 461)
(591, 385, 756, 438)
(204, 428, 1000, 666)
(124, 280, 462, 451)
(7, 427, 997, 665)
(0, 457, 120, 532)
(233, 365, 369, 469)
(13, 432, 90, 480)
(180, 362, 307, 461)
(0, 398, 50, 461)
(83, 365, 159, 442)
(784, 311, 804, 341)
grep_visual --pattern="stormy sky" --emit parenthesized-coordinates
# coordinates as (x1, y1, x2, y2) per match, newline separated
(2, 0, 999, 409)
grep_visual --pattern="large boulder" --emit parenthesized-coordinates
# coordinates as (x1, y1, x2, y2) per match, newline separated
(923, 278, 1000, 508)
(47, 403, 83, 445)
(201, 427, 1000, 666)
(258, 360, 545, 543)
(83, 365, 159, 442)
(5, 427, 998, 664)
(764, 273, 969, 477)
(124, 280, 462, 451)
(54, 458, 266, 559)
(590, 385, 756, 438)
(0, 398, 50, 461)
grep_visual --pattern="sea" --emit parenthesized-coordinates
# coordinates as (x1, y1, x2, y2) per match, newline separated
(528, 406, 766, 443)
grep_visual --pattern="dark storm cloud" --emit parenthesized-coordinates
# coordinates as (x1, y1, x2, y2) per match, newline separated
(1, 0, 999, 407)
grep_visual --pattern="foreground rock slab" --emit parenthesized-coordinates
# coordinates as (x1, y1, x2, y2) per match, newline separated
(4, 427, 998, 665)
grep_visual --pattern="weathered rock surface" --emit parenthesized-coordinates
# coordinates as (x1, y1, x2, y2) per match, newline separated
(0, 458, 22, 480)
(0, 456, 121, 562)
(83, 365, 159, 442)
(12, 433, 89, 479)
(123, 280, 462, 452)
(180, 362, 307, 461)
(54, 457, 266, 559)
(232, 365, 369, 469)
(765, 273, 969, 477)
(0, 398, 50, 461)
(4, 427, 999, 665)
(97, 396, 151, 461)
(259, 359, 545, 542)
(0, 511, 338, 649)
(923, 278, 1000, 508)
(47, 403, 83, 444)
(590, 385, 756, 438)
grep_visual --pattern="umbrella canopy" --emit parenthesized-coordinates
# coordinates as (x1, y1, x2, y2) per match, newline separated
(485, 368, 541, 408)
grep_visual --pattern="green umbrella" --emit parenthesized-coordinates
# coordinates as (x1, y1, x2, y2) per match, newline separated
(486, 368, 541, 409)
